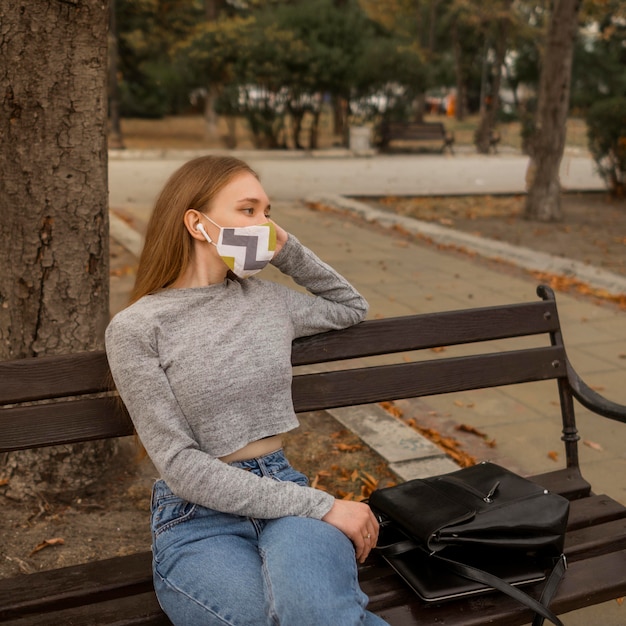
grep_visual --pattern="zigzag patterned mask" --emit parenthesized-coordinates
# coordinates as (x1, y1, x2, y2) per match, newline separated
(198, 214, 277, 279)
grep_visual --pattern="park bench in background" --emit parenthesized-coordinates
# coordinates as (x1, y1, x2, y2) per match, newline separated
(1, 285, 625, 625)
(377, 120, 455, 153)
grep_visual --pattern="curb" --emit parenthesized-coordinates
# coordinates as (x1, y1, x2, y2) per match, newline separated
(306, 193, 626, 298)
(327, 404, 459, 481)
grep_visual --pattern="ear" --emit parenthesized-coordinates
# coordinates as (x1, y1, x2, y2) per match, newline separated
(183, 209, 207, 242)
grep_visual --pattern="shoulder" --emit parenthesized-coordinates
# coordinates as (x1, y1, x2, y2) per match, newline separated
(105, 295, 160, 347)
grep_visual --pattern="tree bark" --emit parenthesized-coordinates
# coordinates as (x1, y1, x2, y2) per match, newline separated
(475, 8, 512, 154)
(203, 0, 225, 140)
(108, 0, 125, 149)
(524, 0, 582, 221)
(452, 21, 466, 121)
(0, 0, 114, 500)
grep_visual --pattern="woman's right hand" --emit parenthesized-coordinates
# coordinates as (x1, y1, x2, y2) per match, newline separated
(322, 499, 380, 563)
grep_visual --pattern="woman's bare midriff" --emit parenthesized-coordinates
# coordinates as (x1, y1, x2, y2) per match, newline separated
(218, 435, 283, 464)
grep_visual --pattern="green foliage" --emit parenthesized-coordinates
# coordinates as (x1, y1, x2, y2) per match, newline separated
(586, 97, 626, 196)
(115, 0, 206, 117)
(571, 11, 626, 111)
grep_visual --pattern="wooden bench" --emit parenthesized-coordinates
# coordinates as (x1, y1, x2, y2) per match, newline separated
(377, 121, 455, 153)
(1, 284, 625, 625)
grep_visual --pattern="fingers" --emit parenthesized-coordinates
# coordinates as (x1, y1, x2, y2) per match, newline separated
(353, 508, 380, 564)
(269, 219, 288, 257)
(321, 500, 380, 564)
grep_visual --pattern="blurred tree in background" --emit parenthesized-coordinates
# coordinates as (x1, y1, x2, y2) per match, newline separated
(109, 0, 626, 191)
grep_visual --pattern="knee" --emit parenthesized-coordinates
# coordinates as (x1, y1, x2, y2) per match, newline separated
(260, 517, 354, 564)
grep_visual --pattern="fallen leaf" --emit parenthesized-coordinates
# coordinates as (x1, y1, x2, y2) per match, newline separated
(547, 451, 559, 462)
(380, 401, 403, 418)
(616, 597, 624, 606)
(334, 443, 363, 452)
(456, 424, 488, 438)
(30, 538, 64, 556)
(583, 440, 604, 451)
(361, 472, 380, 491)
(430, 346, 446, 353)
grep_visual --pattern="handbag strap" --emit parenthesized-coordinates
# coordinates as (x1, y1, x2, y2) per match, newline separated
(435, 552, 567, 626)
(531, 555, 568, 626)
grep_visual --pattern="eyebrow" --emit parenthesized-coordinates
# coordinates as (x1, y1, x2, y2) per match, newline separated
(236, 197, 271, 211)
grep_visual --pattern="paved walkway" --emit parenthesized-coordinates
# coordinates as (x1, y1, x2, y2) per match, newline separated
(109, 151, 625, 625)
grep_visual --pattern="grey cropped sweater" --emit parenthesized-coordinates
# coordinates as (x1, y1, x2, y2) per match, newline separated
(105, 234, 368, 521)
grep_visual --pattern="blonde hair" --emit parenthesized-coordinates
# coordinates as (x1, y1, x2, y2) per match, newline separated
(129, 155, 257, 305)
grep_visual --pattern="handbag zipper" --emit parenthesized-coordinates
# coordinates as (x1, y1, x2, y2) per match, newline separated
(437, 475, 501, 503)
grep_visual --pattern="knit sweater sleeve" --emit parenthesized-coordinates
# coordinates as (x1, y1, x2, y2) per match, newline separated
(270, 234, 368, 337)
(105, 311, 335, 520)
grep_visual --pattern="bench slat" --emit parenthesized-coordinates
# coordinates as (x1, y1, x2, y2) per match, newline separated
(0, 351, 112, 404)
(1, 346, 567, 452)
(0, 551, 153, 620)
(530, 467, 592, 500)
(0, 591, 169, 626)
(562, 494, 626, 529)
(292, 302, 560, 365)
(0, 397, 132, 452)
(292, 346, 566, 413)
(564, 517, 626, 560)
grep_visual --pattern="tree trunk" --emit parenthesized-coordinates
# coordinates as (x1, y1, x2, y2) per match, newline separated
(524, 0, 582, 222)
(0, 0, 114, 500)
(475, 10, 511, 154)
(203, 0, 225, 140)
(451, 20, 468, 121)
(108, 0, 125, 149)
(203, 88, 220, 139)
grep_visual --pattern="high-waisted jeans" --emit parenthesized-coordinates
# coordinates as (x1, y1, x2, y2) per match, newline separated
(150, 449, 389, 626)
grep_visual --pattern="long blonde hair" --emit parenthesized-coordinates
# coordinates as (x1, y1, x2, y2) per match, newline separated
(129, 155, 258, 305)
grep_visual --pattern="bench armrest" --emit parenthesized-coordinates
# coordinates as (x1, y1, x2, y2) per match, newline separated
(567, 360, 626, 424)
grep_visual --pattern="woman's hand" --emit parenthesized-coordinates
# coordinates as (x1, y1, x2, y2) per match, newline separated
(322, 499, 380, 564)
(270, 220, 289, 257)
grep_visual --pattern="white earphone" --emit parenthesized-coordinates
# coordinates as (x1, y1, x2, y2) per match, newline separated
(195, 221, 214, 244)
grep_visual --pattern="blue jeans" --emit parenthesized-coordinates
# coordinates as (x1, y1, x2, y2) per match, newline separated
(151, 449, 388, 626)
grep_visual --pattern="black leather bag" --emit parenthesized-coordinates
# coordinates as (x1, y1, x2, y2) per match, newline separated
(369, 462, 570, 626)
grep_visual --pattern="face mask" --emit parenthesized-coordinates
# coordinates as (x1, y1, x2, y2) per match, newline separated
(196, 214, 276, 279)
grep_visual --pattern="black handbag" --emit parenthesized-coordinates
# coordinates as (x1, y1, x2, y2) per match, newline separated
(369, 462, 570, 626)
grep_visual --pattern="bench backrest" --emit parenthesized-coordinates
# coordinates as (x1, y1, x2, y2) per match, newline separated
(0, 285, 585, 466)
(381, 121, 446, 139)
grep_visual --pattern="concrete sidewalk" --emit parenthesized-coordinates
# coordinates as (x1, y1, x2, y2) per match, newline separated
(109, 148, 605, 202)
(108, 152, 625, 625)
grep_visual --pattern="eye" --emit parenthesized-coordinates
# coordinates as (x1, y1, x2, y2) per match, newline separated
(241, 208, 254, 215)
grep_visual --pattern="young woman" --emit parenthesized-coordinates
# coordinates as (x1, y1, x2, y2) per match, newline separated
(105, 156, 388, 625)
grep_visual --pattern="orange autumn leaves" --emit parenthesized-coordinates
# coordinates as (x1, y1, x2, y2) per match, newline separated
(531, 271, 626, 309)
(309, 430, 394, 502)
(311, 466, 383, 502)
(380, 401, 483, 468)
